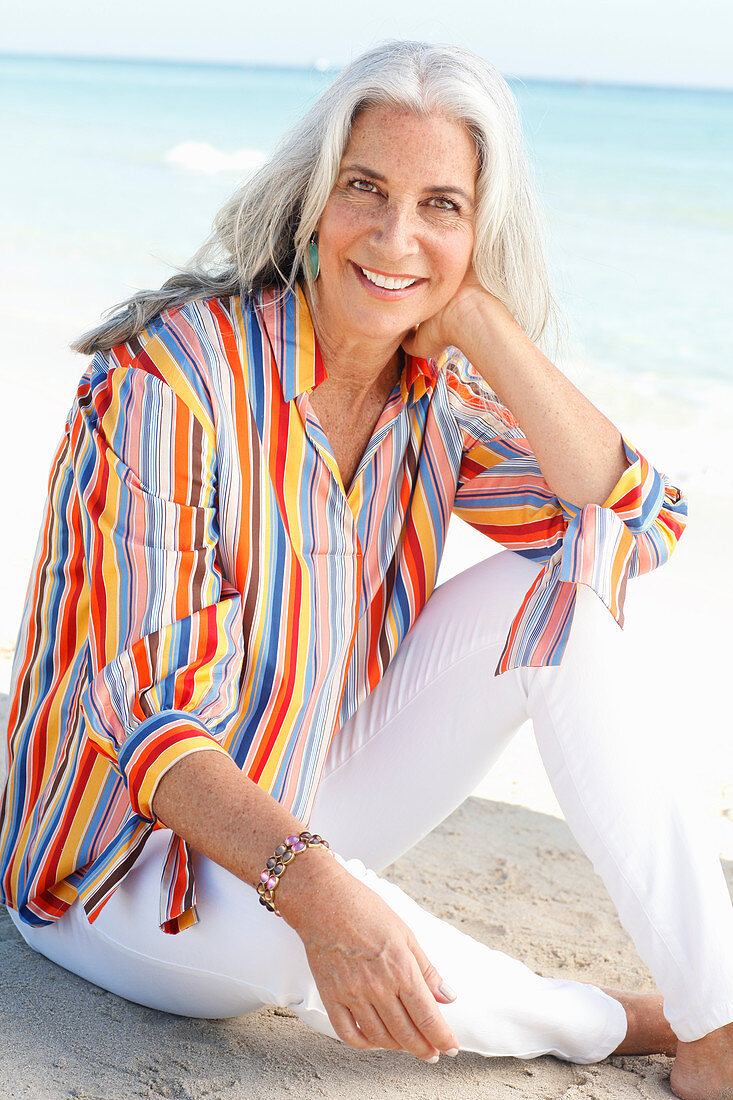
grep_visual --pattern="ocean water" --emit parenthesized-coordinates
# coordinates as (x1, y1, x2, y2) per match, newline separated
(2, 54, 732, 490)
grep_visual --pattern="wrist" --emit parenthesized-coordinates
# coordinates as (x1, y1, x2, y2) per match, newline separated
(442, 289, 518, 365)
(265, 840, 345, 929)
(454, 308, 546, 409)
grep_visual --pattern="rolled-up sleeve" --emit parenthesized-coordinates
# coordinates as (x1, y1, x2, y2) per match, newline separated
(451, 377, 687, 674)
(76, 359, 242, 821)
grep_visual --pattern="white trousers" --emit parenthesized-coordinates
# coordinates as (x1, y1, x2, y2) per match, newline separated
(9, 551, 733, 1063)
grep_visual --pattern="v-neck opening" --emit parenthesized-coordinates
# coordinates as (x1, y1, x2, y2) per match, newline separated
(298, 382, 405, 505)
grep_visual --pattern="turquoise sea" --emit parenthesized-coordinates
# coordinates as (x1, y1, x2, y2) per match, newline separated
(2, 53, 732, 489)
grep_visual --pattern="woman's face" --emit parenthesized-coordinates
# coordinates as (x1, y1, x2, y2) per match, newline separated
(313, 105, 479, 349)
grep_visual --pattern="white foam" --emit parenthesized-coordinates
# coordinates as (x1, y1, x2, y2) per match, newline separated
(165, 142, 266, 176)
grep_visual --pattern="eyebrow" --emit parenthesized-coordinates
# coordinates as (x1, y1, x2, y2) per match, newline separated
(340, 163, 475, 205)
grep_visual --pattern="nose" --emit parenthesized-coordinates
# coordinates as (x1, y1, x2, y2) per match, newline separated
(370, 201, 420, 264)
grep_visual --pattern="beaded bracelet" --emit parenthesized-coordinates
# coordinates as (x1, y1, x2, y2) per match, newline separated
(256, 830, 335, 916)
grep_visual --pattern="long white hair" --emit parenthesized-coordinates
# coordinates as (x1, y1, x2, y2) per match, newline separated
(72, 40, 562, 355)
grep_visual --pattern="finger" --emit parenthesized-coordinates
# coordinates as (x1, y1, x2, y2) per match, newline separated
(400, 330, 418, 355)
(328, 1003, 380, 1051)
(410, 940, 459, 1006)
(375, 989, 443, 1061)
(349, 1001, 401, 1051)
(398, 957, 459, 1054)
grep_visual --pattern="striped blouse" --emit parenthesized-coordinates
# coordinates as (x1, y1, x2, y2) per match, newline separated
(0, 284, 687, 935)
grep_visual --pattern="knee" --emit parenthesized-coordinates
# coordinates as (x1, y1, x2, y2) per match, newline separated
(527, 585, 672, 765)
(559, 584, 628, 673)
(431, 550, 543, 642)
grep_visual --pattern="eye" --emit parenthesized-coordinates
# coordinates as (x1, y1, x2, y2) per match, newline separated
(427, 196, 460, 212)
(348, 178, 379, 193)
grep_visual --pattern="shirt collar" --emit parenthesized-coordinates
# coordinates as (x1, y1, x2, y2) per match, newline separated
(399, 350, 439, 406)
(254, 283, 439, 407)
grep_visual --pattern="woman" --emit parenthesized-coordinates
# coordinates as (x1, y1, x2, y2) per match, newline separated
(1, 40, 731, 1098)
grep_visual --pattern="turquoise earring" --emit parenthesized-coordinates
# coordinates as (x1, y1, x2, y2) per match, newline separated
(307, 236, 320, 280)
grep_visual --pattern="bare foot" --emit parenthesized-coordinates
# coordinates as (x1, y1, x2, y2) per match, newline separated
(670, 1023, 733, 1100)
(599, 986, 677, 1057)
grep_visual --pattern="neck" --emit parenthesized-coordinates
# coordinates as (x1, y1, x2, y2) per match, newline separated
(305, 282, 404, 405)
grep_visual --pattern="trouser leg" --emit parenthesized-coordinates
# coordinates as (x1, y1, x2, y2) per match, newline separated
(525, 585, 733, 1040)
(312, 550, 733, 1042)
(7, 828, 625, 1064)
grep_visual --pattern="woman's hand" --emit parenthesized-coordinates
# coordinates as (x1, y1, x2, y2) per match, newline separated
(401, 268, 516, 371)
(288, 860, 460, 1062)
(153, 755, 458, 1063)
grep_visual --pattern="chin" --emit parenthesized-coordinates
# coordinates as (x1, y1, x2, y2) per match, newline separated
(317, 279, 423, 344)
(349, 303, 419, 339)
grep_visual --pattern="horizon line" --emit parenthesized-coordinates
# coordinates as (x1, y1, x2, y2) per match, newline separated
(2, 48, 732, 95)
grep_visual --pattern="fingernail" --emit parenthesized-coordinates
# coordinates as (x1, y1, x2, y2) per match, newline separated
(445, 1047, 459, 1057)
(426, 1054, 439, 1064)
(439, 981, 457, 1000)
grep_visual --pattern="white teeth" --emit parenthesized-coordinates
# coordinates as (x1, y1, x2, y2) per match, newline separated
(360, 267, 417, 290)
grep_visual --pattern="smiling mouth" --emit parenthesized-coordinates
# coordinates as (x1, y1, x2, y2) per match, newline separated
(357, 265, 421, 291)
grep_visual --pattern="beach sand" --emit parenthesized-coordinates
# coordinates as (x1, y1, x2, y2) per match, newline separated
(3, 796, 730, 1100)
(1, 309, 732, 1097)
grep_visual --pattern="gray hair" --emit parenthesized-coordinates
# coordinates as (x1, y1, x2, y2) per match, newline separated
(72, 40, 563, 356)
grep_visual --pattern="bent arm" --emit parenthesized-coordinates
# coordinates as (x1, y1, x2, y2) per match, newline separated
(445, 291, 627, 508)
(151, 751, 339, 929)
(438, 299, 687, 673)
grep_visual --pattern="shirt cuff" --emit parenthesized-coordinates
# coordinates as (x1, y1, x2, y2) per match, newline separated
(117, 711, 230, 821)
(596, 438, 669, 530)
(495, 439, 686, 674)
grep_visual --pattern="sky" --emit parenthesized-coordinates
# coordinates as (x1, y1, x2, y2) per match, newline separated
(3, 0, 733, 90)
